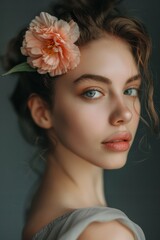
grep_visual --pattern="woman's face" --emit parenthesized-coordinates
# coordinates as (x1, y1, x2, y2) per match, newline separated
(50, 36, 141, 169)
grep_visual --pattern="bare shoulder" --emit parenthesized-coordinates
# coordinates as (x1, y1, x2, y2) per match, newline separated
(78, 220, 135, 240)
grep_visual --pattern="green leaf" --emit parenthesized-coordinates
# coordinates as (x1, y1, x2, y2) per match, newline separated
(2, 62, 36, 76)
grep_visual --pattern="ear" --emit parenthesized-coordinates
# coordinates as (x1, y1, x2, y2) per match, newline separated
(27, 94, 53, 129)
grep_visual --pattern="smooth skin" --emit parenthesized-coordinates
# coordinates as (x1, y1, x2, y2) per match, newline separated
(78, 220, 135, 240)
(23, 35, 141, 239)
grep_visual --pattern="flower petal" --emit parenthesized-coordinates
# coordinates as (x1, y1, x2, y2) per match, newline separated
(21, 12, 80, 76)
(69, 20, 80, 43)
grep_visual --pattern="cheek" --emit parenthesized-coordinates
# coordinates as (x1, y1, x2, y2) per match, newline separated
(131, 99, 141, 136)
(133, 99, 141, 123)
(52, 99, 106, 146)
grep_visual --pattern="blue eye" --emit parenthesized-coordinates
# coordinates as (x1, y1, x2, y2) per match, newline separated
(124, 88, 139, 97)
(82, 89, 102, 99)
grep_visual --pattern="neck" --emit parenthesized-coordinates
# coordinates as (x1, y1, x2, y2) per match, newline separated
(41, 144, 107, 210)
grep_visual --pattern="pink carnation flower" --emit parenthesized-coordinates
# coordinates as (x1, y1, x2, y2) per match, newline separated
(21, 12, 80, 76)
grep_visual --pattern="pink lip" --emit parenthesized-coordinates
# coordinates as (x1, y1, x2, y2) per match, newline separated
(102, 132, 132, 152)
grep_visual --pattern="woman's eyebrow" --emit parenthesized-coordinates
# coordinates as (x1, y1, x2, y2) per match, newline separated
(73, 74, 112, 85)
(73, 73, 141, 85)
(126, 73, 141, 84)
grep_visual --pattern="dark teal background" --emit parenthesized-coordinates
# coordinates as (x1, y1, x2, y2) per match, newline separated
(0, 0, 160, 239)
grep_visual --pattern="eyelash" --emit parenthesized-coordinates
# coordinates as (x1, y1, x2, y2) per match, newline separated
(81, 87, 140, 100)
(123, 87, 140, 97)
(81, 89, 103, 99)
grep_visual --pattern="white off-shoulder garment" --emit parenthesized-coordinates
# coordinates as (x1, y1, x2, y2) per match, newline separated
(33, 206, 145, 240)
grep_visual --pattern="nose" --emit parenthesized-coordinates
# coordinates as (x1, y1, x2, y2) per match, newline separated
(109, 100, 132, 126)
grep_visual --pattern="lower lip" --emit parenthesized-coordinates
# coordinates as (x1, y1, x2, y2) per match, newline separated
(103, 141, 130, 152)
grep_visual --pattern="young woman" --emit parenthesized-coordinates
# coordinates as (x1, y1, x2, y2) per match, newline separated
(3, 0, 158, 239)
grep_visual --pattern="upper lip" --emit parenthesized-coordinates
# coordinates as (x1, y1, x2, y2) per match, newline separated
(102, 132, 132, 143)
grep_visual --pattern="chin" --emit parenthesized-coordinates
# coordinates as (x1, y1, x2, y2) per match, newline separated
(101, 154, 128, 170)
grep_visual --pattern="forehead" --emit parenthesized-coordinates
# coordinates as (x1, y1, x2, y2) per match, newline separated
(59, 36, 138, 82)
